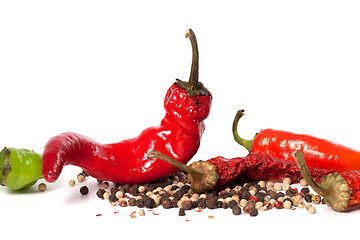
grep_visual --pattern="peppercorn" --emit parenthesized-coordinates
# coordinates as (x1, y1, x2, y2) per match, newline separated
(249, 207, 258, 216)
(144, 197, 156, 208)
(274, 201, 283, 209)
(96, 188, 106, 199)
(69, 179, 76, 186)
(109, 194, 118, 203)
(206, 199, 217, 209)
(232, 205, 242, 215)
(77, 173, 86, 183)
(216, 200, 223, 208)
(162, 199, 172, 209)
(283, 201, 292, 209)
(228, 200, 238, 209)
(301, 187, 310, 195)
(299, 178, 308, 186)
(285, 188, 297, 197)
(254, 192, 266, 202)
(80, 186, 89, 195)
(312, 195, 322, 204)
(38, 183, 47, 192)
(179, 208, 186, 216)
(182, 200, 193, 210)
(136, 199, 145, 208)
(248, 195, 258, 202)
(102, 181, 110, 189)
(304, 193, 312, 203)
(240, 190, 251, 200)
(138, 209, 146, 216)
(243, 205, 253, 214)
(128, 198, 136, 206)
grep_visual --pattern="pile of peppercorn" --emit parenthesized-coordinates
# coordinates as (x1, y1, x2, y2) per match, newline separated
(73, 171, 322, 217)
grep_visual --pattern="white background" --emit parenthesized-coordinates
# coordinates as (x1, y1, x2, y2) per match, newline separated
(1, 0, 360, 239)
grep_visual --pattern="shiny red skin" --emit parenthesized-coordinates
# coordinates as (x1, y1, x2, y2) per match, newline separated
(251, 129, 360, 171)
(42, 84, 212, 185)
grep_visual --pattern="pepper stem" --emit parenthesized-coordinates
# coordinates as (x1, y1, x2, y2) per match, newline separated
(147, 150, 219, 193)
(174, 29, 211, 98)
(293, 150, 351, 212)
(233, 109, 253, 152)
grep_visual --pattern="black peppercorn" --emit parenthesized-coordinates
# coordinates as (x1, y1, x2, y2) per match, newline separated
(301, 187, 310, 195)
(144, 197, 156, 208)
(216, 201, 223, 208)
(250, 207, 258, 216)
(228, 200, 238, 209)
(128, 198, 136, 206)
(182, 200, 193, 210)
(109, 194, 118, 203)
(96, 188, 106, 199)
(136, 199, 145, 208)
(162, 200, 173, 209)
(179, 208, 186, 216)
(80, 186, 89, 195)
(304, 193, 312, 203)
(285, 188, 297, 197)
(232, 205, 242, 215)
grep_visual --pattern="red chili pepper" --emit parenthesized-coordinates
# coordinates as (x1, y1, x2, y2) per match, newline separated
(233, 109, 360, 171)
(42, 29, 212, 185)
(147, 150, 333, 193)
(294, 150, 360, 212)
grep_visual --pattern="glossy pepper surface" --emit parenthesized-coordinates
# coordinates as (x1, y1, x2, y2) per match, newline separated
(233, 109, 360, 171)
(42, 29, 212, 185)
(0, 147, 42, 190)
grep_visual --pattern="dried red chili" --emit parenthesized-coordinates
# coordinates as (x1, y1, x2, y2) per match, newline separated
(294, 150, 360, 212)
(233, 110, 360, 171)
(147, 150, 333, 193)
(42, 29, 212, 185)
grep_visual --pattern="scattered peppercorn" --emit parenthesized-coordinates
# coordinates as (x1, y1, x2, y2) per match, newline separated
(77, 173, 86, 183)
(69, 179, 76, 186)
(38, 183, 47, 192)
(96, 189, 106, 199)
(80, 186, 89, 195)
(88, 170, 323, 217)
(179, 208, 186, 216)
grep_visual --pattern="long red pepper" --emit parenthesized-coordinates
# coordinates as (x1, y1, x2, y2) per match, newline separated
(233, 109, 360, 171)
(147, 150, 333, 193)
(294, 150, 360, 212)
(42, 29, 212, 185)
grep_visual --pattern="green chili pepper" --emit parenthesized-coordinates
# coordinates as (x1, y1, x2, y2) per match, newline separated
(0, 147, 43, 190)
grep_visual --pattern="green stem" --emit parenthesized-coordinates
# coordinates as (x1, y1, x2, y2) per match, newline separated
(232, 109, 253, 152)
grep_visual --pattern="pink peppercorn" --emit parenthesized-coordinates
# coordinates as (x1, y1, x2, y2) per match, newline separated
(274, 201, 283, 209)
(248, 196, 258, 202)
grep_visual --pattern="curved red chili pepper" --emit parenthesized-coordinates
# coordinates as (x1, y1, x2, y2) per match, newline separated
(233, 110, 360, 171)
(42, 29, 212, 185)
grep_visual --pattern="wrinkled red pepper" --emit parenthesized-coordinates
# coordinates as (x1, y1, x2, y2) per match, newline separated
(148, 150, 333, 193)
(233, 109, 360, 171)
(42, 29, 212, 185)
(294, 150, 360, 212)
